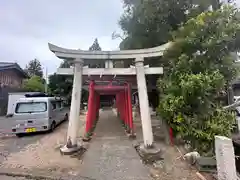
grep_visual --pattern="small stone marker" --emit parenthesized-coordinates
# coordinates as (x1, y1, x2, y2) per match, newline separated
(215, 136, 237, 180)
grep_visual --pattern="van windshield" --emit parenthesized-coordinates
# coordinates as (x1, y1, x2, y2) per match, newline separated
(15, 102, 47, 113)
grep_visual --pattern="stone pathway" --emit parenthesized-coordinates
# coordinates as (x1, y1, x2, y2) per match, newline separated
(79, 109, 151, 180)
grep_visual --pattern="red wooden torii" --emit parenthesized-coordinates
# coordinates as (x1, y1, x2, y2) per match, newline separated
(84, 80, 134, 138)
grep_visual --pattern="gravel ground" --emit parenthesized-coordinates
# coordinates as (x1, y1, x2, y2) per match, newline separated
(150, 145, 200, 180)
(0, 134, 46, 162)
(134, 116, 210, 180)
(0, 117, 45, 179)
(0, 114, 86, 177)
(0, 117, 47, 162)
(0, 114, 86, 179)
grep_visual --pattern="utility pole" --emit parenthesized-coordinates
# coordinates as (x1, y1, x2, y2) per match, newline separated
(45, 67, 48, 93)
(211, 0, 220, 10)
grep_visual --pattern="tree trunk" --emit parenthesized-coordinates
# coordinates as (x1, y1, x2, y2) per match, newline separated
(211, 0, 220, 10)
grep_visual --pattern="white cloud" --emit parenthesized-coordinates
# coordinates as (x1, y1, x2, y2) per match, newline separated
(0, 0, 123, 75)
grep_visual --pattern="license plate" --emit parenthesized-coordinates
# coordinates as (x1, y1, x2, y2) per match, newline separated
(25, 128, 36, 133)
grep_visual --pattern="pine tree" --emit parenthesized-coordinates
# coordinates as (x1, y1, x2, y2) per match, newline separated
(88, 38, 103, 68)
(89, 38, 102, 51)
(25, 59, 43, 78)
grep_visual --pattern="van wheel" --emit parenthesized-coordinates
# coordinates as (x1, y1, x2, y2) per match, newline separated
(64, 113, 69, 121)
(50, 122, 56, 132)
(16, 133, 24, 138)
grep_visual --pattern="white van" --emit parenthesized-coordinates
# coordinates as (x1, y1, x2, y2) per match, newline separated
(7, 92, 41, 116)
(11, 96, 69, 137)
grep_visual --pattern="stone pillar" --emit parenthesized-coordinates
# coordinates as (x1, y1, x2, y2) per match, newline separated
(105, 60, 108, 68)
(108, 60, 113, 68)
(215, 136, 237, 180)
(104, 60, 113, 68)
(60, 60, 83, 154)
(135, 57, 153, 147)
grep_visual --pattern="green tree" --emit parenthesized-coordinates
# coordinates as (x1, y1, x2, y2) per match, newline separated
(22, 76, 44, 92)
(48, 60, 72, 98)
(158, 6, 240, 155)
(89, 38, 102, 51)
(48, 60, 89, 105)
(48, 73, 73, 100)
(118, 0, 234, 50)
(25, 59, 43, 78)
(119, 0, 215, 50)
(118, 0, 218, 69)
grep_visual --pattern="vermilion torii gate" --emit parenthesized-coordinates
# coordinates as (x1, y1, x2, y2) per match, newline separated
(48, 42, 170, 154)
(84, 80, 134, 139)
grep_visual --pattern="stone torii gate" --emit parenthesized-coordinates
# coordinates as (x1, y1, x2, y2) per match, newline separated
(48, 42, 170, 153)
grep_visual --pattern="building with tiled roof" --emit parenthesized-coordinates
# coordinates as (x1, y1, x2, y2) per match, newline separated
(0, 62, 28, 88)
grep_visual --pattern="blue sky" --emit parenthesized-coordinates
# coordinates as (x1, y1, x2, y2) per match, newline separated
(0, 0, 123, 76)
(0, 0, 239, 77)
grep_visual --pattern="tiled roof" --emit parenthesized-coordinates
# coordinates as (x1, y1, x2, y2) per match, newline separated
(0, 62, 28, 78)
(0, 62, 15, 67)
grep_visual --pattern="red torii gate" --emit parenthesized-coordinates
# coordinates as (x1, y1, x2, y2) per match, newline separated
(84, 80, 134, 139)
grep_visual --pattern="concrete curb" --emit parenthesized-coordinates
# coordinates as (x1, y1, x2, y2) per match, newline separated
(0, 168, 62, 180)
(0, 168, 93, 180)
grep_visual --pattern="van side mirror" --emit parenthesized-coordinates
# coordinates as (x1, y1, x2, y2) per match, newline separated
(6, 114, 13, 118)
